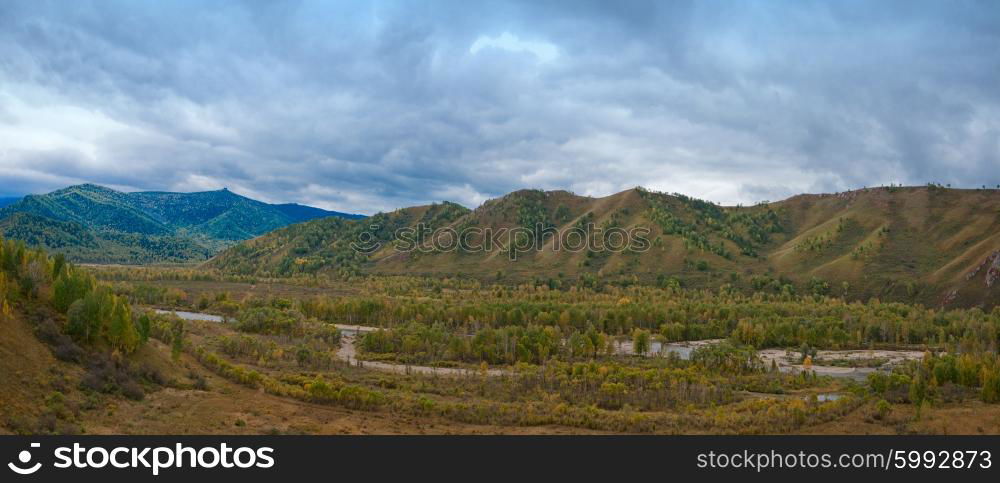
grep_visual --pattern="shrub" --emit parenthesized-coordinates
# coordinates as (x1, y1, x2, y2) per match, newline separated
(874, 399, 891, 420)
(982, 367, 1000, 403)
(53, 339, 85, 363)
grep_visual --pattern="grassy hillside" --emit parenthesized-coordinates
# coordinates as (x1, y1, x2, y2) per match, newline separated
(0, 184, 365, 263)
(208, 185, 1000, 309)
(210, 201, 469, 277)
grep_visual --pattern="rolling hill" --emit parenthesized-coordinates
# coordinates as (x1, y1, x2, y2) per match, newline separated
(208, 201, 470, 276)
(0, 184, 364, 263)
(207, 185, 1000, 309)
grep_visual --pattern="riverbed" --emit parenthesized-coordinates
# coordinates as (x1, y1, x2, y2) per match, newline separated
(157, 310, 923, 380)
(153, 309, 225, 323)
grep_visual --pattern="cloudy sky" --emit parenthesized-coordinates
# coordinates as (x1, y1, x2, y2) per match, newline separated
(1, 0, 998, 214)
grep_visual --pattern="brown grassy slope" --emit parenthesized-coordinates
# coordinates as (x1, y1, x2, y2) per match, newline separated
(0, 307, 78, 430)
(768, 187, 1000, 306)
(372, 188, 764, 280)
(208, 186, 1000, 308)
(375, 189, 660, 277)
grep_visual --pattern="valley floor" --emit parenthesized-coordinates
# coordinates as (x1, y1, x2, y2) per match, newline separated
(7, 308, 1000, 436)
(89, 341, 598, 435)
(5, 267, 1000, 436)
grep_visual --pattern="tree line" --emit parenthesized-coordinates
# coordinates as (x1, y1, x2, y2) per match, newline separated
(1, 236, 149, 355)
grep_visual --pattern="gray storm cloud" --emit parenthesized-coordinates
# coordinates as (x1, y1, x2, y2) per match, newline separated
(0, 0, 998, 213)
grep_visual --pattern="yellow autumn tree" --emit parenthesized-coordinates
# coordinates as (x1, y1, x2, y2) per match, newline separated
(0, 273, 10, 323)
(1, 299, 11, 323)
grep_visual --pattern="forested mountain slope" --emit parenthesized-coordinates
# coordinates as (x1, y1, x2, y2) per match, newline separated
(0, 184, 364, 263)
(208, 186, 1000, 309)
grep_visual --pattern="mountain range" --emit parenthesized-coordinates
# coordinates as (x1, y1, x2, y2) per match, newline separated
(3, 182, 998, 308)
(207, 185, 1000, 309)
(0, 184, 364, 263)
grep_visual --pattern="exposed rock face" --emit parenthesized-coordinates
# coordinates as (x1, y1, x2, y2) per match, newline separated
(941, 289, 958, 306)
(944, 251, 1000, 307)
(988, 252, 1000, 288)
(967, 250, 1000, 287)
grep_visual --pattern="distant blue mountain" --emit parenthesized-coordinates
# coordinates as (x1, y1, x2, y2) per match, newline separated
(0, 184, 364, 263)
(273, 203, 367, 222)
(0, 197, 21, 209)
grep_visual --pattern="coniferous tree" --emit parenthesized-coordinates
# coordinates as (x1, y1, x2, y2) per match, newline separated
(137, 313, 151, 344)
(52, 268, 95, 313)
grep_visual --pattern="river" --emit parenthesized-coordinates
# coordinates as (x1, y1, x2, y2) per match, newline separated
(153, 309, 225, 323)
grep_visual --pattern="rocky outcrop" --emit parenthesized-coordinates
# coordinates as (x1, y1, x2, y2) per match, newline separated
(988, 253, 1000, 288)
(967, 250, 1000, 286)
